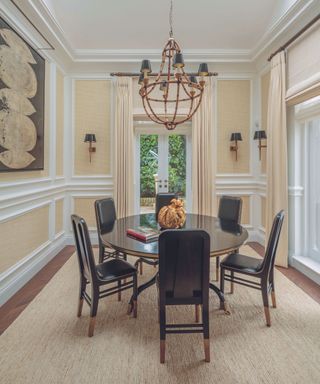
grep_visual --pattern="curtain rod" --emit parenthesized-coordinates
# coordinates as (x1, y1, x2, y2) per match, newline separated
(268, 13, 320, 62)
(110, 72, 218, 77)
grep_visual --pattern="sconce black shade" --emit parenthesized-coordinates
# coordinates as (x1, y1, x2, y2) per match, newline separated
(173, 52, 185, 68)
(230, 132, 242, 141)
(140, 59, 152, 74)
(189, 75, 198, 85)
(138, 73, 144, 85)
(84, 134, 96, 143)
(198, 63, 209, 76)
(160, 81, 168, 92)
(254, 130, 267, 140)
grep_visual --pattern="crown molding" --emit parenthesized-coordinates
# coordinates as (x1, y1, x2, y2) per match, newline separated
(251, 0, 319, 62)
(8, 0, 320, 67)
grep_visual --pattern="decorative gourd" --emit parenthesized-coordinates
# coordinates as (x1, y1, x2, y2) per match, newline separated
(158, 198, 186, 229)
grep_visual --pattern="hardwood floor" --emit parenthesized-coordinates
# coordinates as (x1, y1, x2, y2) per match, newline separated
(0, 246, 75, 335)
(0, 242, 319, 335)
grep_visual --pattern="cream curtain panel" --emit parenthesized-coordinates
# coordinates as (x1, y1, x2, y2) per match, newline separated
(114, 77, 135, 218)
(266, 52, 288, 267)
(192, 77, 217, 216)
(286, 23, 320, 105)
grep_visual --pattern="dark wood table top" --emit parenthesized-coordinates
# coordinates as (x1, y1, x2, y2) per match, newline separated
(100, 213, 248, 259)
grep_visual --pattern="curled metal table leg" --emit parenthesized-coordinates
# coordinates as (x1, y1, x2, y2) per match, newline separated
(209, 283, 231, 315)
(128, 273, 158, 314)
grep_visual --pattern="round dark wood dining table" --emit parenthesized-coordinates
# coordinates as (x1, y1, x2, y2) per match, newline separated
(100, 213, 248, 313)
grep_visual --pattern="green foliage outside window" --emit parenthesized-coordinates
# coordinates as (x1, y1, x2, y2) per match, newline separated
(140, 134, 186, 198)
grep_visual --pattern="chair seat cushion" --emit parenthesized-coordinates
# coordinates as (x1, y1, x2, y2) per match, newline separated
(96, 259, 136, 281)
(220, 253, 263, 273)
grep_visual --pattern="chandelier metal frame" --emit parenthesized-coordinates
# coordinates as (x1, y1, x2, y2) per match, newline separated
(138, 0, 209, 130)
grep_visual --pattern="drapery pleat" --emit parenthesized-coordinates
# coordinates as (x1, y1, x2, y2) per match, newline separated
(192, 77, 217, 216)
(114, 77, 135, 218)
(266, 52, 288, 267)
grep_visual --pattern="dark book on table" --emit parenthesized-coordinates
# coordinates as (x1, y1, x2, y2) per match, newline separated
(126, 226, 160, 242)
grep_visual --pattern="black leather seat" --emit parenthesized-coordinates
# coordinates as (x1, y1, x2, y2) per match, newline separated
(158, 229, 211, 363)
(215, 196, 242, 280)
(220, 210, 285, 327)
(220, 253, 262, 273)
(96, 259, 137, 281)
(71, 214, 138, 337)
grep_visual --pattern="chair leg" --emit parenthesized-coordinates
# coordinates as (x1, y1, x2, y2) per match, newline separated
(204, 339, 210, 363)
(230, 271, 234, 294)
(77, 299, 84, 317)
(269, 269, 276, 308)
(118, 280, 121, 301)
(77, 276, 86, 317)
(88, 289, 99, 337)
(159, 304, 166, 363)
(195, 304, 200, 323)
(202, 304, 210, 362)
(140, 260, 143, 275)
(261, 281, 271, 327)
(215, 257, 220, 281)
(220, 268, 225, 294)
(160, 340, 166, 364)
(98, 245, 105, 264)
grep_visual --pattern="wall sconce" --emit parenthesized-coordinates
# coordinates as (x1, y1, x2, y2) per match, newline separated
(230, 132, 242, 161)
(84, 133, 96, 163)
(253, 130, 267, 161)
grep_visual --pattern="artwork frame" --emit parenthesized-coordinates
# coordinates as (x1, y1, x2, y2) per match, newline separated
(0, 16, 45, 172)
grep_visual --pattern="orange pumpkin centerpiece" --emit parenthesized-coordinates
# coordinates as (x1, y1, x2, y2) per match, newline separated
(158, 198, 186, 229)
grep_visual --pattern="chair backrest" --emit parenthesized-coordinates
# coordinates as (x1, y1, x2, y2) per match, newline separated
(261, 210, 285, 275)
(95, 198, 117, 236)
(158, 229, 210, 304)
(218, 195, 242, 223)
(156, 193, 178, 219)
(71, 214, 97, 283)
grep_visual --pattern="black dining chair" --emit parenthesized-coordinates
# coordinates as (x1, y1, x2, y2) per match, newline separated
(71, 214, 138, 337)
(155, 192, 178, 220)
(95, 198, 127, 264)
(216, 196, 242, 281)
(220, 210, 285, 326)
(158, 229, 211, 363)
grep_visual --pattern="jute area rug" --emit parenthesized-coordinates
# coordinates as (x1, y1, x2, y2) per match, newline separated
(1, 246, 320, 384)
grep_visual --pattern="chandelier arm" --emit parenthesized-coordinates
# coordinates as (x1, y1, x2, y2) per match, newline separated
(180, 80, 194, 99)
(172, 80, 181, 124)
(142, 99, 165, 125)
(146, 93, 202, 103)
(144, 95, 168, 124)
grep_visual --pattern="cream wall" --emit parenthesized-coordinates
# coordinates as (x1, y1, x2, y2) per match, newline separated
(55, 199, 64, 234)
(74, 80, 111, 175)
(217, 80, 251, 174)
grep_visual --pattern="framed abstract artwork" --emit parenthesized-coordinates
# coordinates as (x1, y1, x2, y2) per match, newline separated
(0, 16, 45, 172)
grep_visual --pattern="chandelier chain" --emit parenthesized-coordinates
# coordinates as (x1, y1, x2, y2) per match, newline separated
(169, 0, 173, 37)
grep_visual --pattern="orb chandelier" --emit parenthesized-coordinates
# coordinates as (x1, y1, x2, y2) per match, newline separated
(139, 0, 209, 130)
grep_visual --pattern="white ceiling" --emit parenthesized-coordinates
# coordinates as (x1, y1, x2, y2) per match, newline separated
(41, 0, 297, 51)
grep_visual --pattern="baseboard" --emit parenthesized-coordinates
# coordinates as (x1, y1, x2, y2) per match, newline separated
(290, 255, 320, 285)
(0, 235, 67, 306)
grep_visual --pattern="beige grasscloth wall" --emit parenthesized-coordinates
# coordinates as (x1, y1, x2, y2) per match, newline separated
(56, 70, 64, 176)
(260, 71, 270, 174)
(1, 61, 51, 181)
(217, 80, 251, 174)
(74, 80, 111, 175)
(0, 206, 49, 274)
(73, 197, 105, 227)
